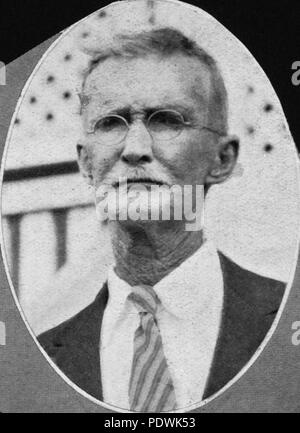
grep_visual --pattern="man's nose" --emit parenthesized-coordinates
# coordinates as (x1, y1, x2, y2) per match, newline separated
(121, 119, 153, 165)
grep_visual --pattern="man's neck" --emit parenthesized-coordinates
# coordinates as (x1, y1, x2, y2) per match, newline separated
(109, 220, 204, 287)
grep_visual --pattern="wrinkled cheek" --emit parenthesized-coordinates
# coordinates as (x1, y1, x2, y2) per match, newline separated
(157, 136, 214, 185)
(87, 142, 118, 187)
(188, 141, 215, 184)
(166, 151, 211, 186)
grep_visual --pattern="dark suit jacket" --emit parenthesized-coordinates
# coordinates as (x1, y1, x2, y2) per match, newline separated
(38, 252, 286, 403)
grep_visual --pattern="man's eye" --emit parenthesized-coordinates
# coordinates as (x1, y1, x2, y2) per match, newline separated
(150, 112, 184, 131)
(94, 116, 123, 132)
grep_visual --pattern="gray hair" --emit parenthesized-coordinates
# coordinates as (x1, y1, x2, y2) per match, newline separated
(80, 27, 228, 134)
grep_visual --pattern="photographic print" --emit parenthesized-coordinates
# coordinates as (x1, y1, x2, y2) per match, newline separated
(1, 0, 300, 414)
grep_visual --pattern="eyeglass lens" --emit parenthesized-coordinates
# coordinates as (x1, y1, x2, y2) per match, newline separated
(93, 110, 186, 144)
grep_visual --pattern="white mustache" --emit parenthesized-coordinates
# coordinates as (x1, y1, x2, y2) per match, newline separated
(101, 166, 175, 188)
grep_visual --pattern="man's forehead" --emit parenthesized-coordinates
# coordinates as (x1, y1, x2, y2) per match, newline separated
(82, 54, 212, 112)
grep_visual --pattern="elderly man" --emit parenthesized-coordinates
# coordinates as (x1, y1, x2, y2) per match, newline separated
(39, 28, 285, 412)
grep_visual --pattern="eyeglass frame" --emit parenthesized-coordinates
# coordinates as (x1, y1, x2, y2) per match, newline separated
(86, 108, 224, 144)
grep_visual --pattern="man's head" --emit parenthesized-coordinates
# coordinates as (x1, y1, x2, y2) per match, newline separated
(77, 27, 239, 221)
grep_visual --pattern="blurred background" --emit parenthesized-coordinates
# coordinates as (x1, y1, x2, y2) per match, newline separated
(1, 0, 299, 335)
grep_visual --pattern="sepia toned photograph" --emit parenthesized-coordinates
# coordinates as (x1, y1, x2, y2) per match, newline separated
(1, 0, 299, 413)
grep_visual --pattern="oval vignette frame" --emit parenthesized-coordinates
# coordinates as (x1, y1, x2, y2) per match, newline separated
(1, 0, 300, 413)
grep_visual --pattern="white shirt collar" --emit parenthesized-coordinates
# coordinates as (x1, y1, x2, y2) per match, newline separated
(107, 240, 223, 321)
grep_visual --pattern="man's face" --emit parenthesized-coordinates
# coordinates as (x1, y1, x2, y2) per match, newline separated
(79, 53, 236, 222)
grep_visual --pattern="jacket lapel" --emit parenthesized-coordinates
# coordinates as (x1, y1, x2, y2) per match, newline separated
(203, 252, 285, 399)
(52, 282, 109, 401)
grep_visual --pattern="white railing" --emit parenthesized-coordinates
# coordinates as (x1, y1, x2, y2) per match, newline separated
(1, 166, 103, 333)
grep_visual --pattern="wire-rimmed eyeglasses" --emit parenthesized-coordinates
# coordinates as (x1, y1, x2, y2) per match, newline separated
(87, 109, 222, 145)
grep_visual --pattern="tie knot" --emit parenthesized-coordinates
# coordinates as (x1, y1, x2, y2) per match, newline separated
(128, 285, 160, 316)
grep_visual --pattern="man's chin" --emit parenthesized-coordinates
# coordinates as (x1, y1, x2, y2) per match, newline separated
(112, 202, 168, 224)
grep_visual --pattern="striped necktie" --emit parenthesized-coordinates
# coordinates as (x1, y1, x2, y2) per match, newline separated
(127, 285, 177, 413)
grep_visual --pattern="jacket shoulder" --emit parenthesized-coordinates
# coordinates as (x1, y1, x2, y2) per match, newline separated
(203, 252, 287, 399)
(38, 283, 108, 357)
(218, 251, 286, 314)
(37, 301, 94, 358)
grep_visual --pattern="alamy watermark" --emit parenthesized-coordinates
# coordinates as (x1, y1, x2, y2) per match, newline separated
(95, 163, 244, 232)
(96, 179, 205, 232)
(291, 321, 300, 346)
(0, 61, 6, 85)
(291, 61, 300, 86)
(0, 321, 6, 346)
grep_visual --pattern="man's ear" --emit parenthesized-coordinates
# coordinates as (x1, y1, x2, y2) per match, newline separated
(206, 135, 239, 186)
(77, 143, 94, 186)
